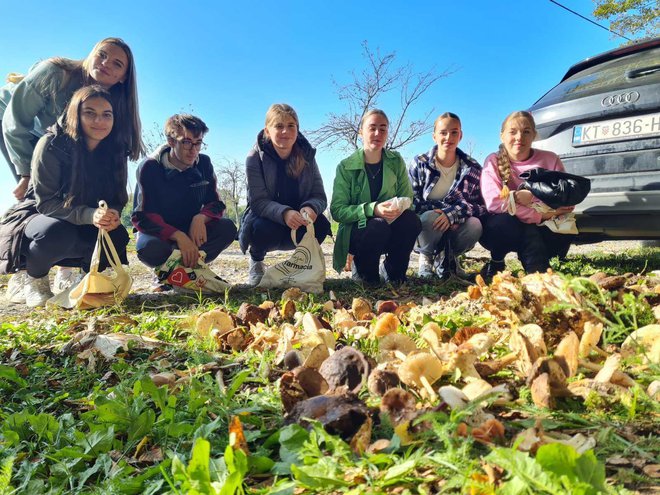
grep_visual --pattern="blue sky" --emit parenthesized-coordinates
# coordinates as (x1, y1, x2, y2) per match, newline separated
(0, 0, 622, 213)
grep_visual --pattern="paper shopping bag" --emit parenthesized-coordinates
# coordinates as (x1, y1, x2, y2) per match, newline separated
(258, 212, 325, 293)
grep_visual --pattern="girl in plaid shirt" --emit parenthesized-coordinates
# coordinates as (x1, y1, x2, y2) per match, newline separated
(408, 113, 485, 280)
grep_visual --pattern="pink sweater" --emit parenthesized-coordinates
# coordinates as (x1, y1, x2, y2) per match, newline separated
(480, 148, 565, 224)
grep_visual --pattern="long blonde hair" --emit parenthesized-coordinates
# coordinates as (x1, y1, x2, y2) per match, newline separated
(496, 110, 537, 187)
(264, 103, 306, 178)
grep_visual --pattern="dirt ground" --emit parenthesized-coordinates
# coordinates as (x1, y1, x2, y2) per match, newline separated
(0, 239, 648, 322)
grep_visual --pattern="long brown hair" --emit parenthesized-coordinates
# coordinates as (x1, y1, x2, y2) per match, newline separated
(47, 37, 145, 161)
(264, 103, 306, 178)
(62, 85, 128, 208)
(496, 110, 537, 187)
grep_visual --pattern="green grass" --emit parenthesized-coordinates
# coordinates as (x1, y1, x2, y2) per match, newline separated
(1, 249, 659, 494)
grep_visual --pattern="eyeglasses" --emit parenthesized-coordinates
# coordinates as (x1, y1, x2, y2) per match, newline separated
(177, 139, 206, 151)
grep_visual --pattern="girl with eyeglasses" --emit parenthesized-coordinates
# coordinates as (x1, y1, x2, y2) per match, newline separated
(239, 103, 331, 286)
(6, 86, 131, 307)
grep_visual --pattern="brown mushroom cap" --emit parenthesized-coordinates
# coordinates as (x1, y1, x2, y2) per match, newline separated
(518, 324, 547, 356)
(380, 388, 417, 425)
(510, 329, 539, 377)
(352, 297, 373, 321)
(196, 309, 234, 337)
(319, 346, 370, 393)
(372, 313, 400, 338)
(293, 366, 329, 397)
(368, 367, 401, 396)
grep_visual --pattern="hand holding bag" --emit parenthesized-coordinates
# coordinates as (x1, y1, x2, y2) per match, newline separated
(258, 211, 326, 293)
(518, 168, 591, 209)
(49, 202, 132, 309)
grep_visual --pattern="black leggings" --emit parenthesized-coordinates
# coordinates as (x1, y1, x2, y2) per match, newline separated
(23, 215, 129, 278)
(480, 213, 573, 273)
(349, 209, 421, 283)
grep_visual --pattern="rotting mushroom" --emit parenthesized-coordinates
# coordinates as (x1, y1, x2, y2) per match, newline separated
(380, 387, 417, 425)
(376, 300, 399, 314)
(280, 366, 329, 413)
(318, 346, 370, 393)
(398, 352, 445, 401)
(368, 364, 400, 396)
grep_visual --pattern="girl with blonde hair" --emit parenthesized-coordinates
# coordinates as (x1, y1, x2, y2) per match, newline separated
(239, 103, 330, 286)
(331, 109, 421, 285)
(479, 111, 575, 279)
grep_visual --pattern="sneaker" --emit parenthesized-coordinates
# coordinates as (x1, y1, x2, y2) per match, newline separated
(6, 270, 27, 303)
(418, 254, 435, 279)
(248, 258, 266, 286)
(53, 267, 82, 294)
(25, 275, 54, 308)
(480, 260, 506, 282)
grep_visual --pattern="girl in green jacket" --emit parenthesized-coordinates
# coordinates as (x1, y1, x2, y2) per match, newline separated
(330, 109, 421, 285)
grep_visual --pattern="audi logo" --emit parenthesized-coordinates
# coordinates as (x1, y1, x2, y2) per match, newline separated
(601, 91, 640, 107)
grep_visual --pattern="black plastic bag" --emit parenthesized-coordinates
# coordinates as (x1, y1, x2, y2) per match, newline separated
(519, 168, 591, 209)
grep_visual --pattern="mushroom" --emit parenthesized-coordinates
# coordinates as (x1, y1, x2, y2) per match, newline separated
(461, 380, 493, 402)
(398, 352, 445, 401)
(303, 344, 330, 370)
(577, 359, 636, 388)
(518, 324, 547, 356)
(281, 300, 296, 320)
(554, 331, 579, 378)
(437, 385, 469, 409)
(237, 303, 271, 326)
(380, 387, 417, 425)
(319, 346, 370, 393)
(280, 366, 330, 413)
(372, 313, 400, 337)
(647, 381, 660, 401)
(378, 333, 417, 362)
(578, 321, 604, 358)
(368, 365, 401, 396)
(621, 324, 660, 364)
(195, 309, 234, 338)
(594, 353, 623, 384)
(474, 352, 518, 377)
(530, 373, 555, 409)
(283, 350, 304, 370)
(527, 357, 570, 409)
(450, 326, 486, 346)
(282, 287, 307, 302)
(376, 300, 399, 314)
(302, 312, 325, 334)
(510, 329, 540, 377)
(420, 322, 449, 350)
(351, 297, 373, 321)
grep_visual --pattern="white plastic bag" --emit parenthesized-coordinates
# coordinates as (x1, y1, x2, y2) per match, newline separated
(258, 212, 326, 293)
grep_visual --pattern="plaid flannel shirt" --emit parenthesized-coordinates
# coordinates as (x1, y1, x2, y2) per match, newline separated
(408, 146, 487, 225)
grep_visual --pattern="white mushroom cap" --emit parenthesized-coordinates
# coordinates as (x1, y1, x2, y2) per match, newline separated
(579, 321, 603, 358)
(554, 331, 579, 378)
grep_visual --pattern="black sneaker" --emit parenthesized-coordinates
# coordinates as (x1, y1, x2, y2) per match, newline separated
(480, 260, 506, 283)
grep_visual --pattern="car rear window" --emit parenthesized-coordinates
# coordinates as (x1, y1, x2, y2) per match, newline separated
(534, 47, 660, 107)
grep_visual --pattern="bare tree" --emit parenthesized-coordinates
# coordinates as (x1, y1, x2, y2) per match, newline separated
(216, 158, 247, 225)
(309, 41, 455, 152)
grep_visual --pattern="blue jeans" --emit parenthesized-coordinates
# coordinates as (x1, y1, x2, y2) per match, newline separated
(416, 211, 482, 257)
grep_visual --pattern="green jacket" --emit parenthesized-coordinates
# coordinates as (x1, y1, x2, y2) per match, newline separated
(330, 148, 414, 273)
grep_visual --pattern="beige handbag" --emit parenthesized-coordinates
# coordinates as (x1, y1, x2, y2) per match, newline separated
(49, 204, 132, 309)
(258, 212, 326, 293)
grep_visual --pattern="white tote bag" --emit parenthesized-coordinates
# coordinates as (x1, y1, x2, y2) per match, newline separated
(258, 212, 326, 293)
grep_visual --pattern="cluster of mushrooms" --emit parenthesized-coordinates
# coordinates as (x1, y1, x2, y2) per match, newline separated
(189, 270, 659, 452)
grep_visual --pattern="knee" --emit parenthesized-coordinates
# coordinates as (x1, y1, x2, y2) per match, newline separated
(251, 217, 282, 240)
(211, 218, 238, 242)
(400, 209, 422, 235)
(136, 236, 172, 267)
(419, 210, 440, 231)
(463, 217, 483, 241)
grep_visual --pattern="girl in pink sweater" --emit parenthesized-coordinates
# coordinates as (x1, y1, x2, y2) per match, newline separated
(479, 111, 575, 279)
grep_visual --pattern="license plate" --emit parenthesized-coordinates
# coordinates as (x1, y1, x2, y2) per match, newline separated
(572, 112, 660, 146)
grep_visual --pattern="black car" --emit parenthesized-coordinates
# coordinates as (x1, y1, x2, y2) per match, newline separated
(530, 37, 660, 240)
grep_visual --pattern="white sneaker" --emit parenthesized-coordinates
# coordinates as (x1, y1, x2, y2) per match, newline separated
(248, 259, 266, 286)
(6, 270, 27, 303)
(418, 255, 435, 279)
(25, 275, 54, 308)
(53, 267, 82, 294)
